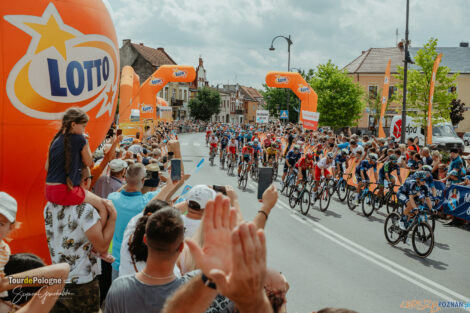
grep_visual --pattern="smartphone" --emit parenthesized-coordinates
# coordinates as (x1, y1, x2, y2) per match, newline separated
(170, 159, 182, 181)
(133, 154, 137, 159)
(257, 167, 274, 200)
(116, 129, 122, 136)
(213, 185, 227, 195)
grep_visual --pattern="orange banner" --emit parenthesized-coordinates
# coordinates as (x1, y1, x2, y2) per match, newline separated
(378, 59, 391, 138)
(265, 72, 318, 130)
(119, 66, 140, 122)
(427, 53, 442, 145)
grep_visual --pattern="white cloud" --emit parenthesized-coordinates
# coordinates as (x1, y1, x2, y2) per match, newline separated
(110, 0, 470, 89)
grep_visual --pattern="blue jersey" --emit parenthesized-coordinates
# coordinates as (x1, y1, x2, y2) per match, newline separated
(379, 161, 400, 177)
(398, 179, 429, 199)
(335, 154, 347, 164)
(286, 150, 302, 164)
(355, 160, 377, 175)
(252, 145, 262, 154)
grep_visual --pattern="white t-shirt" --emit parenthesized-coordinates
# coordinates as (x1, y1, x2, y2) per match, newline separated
(128, 144, 143, 155)
(119, 213, 181, 277)
(227, 140, 238, 148)
(209, 137, 218, 144)
(182, 215, 201, 239)
(352, 145, 364, 156)
(44, 202, 101, 284)
(317, 157, 335, 169)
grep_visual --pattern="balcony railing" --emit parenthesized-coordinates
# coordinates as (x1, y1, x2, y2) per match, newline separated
(171, 99, 184, 106)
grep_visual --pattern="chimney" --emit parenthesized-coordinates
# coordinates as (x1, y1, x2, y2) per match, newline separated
(123, 39, 131, 45)
(460, 42, 469, 47)
(361, 50, 366, 54)
(199, 57, 203, 67)
(139, 42, 144, 46)
(157, 47, 164, 51)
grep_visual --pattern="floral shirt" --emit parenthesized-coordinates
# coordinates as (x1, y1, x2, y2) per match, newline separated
(44, 202, 101, 284)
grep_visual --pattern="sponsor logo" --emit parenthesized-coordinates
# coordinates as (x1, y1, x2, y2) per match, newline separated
(393, 119, 402, 139)
(173, 69, 187, 78)
(4, 3, 118, 120)
(275, 75, 289, 84)
(141, 104, 153, 113)
(298, 84, 310, 94)
(150, 78, 163, 85)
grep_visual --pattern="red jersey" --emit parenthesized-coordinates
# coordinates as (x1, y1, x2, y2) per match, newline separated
(242, 146, 254, 155)
(263, 138, 272, 148)
(296, 157, 314, 170)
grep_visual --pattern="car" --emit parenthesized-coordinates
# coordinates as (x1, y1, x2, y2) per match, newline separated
(464, 132, 470, 146)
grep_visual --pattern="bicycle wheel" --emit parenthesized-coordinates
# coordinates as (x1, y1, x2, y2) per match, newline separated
(337, 180, 348, 202)
(371, 187, 382, 211)
(362, 192, 375, 217)
(300, 190, 310, 215)
(384, 212, 402, 245)
(280, 178, 289, 195)
(289, 187, 298, 208)
(347, 190, 358, 211)
(242, 174, 248, 190)
(319, 187, 331, 212)
(386, 192, 398, 214)
(412, 222, 434, 258)
(326, 179, 336, 196)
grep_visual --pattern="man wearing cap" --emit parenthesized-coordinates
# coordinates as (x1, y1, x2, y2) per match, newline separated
(0, 191, 18, 297)
(178, 185, 216, 238)
(93, 159, 128, 199)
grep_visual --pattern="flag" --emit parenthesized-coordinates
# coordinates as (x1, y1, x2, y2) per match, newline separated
(378, 59, 391, 138)
(427, 53, 443, 145)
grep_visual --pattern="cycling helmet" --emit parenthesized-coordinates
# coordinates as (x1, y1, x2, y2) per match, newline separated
(327, 152, 334, 159)
(341, 149, 349, 155)
(414, 171, 427, 180)
(293, 145, 300, 150)
(422, 165, 433, 172)
(276, 138, 281, 143)
(369, 153, 378, 161)
(449, 170, 459, 177)
(389, 154, 398, 162)
(254, 140, 259, 144)
(306, 153, 314, 159)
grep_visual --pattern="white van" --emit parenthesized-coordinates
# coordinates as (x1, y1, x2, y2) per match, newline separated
(390, 115, 464, 150)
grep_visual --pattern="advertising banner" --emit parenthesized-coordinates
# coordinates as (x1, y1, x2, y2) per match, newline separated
(378, 59, 391, 138)
(427, 53, 443, 145)
(441, 185, 470, 221)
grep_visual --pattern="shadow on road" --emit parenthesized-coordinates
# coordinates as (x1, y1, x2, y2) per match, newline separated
(354, 212, 385, 223)
(323, 210, 342, 218)
(401, 248, 449, 270)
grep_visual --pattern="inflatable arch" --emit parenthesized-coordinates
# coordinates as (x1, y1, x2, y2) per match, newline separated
(265, 71, 319, 130)
(1, 0, 119, 262)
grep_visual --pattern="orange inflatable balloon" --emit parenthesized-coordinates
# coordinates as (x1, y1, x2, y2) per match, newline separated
(1, 1, 119, 262)
(265, 72, 319, 130)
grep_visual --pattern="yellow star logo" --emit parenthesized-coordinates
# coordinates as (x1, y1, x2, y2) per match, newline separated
(24, 14, 75, 60)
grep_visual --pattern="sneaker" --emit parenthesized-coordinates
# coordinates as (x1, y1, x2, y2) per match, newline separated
(398, 221, 407, 231)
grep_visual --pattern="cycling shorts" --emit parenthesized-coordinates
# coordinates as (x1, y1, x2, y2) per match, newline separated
(229, 146, 237, 154)
(397, 192, 409, 204)
(210, 143, 217, 148)
(314, 166, 331, 181)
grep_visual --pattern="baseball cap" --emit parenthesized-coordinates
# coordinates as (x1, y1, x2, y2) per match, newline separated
(109, 159, 128, 172)
(0, 192, 17, 223)
(187, 185, 216, 210)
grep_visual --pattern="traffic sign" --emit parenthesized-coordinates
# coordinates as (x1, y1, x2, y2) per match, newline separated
(280, 110, 288, 119)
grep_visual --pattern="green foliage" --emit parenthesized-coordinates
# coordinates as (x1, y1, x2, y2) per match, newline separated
(260, 86, 299, 122)
(309, 60, 365, 129)
(449, 99, 466, 126)
(189, 87, 221, 121)
(368, 88, 397, 133)
(394, 38, 458, 138)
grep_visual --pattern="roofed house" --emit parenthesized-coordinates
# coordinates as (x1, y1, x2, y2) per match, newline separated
(344, 42, 470, 133)
(240, 86, 263, 123)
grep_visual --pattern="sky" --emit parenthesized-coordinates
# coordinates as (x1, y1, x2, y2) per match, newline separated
(107, 0, 470, 89)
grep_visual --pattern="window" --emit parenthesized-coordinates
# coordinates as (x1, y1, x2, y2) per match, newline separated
(184, 90, 187, 101)
(368, 85, 378, 100)
(179, 90, 182, 100)
(164, 87, 168, 100)
(389, 86, 398, 99)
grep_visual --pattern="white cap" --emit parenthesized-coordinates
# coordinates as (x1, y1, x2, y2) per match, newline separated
(109, 159, 128, 172)
(0, 192, 17, 223)
(187, 185, 216, 209)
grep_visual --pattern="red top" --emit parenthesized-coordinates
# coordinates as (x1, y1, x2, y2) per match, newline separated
(296, 157, 314, 170)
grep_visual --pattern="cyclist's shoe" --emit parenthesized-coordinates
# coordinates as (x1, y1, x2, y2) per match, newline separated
(398, 220, 407, 231)
(354, 197, 360, 205)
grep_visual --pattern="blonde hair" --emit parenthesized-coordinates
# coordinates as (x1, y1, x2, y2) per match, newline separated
(178, 220, 204, 274)
(432, 150, 441, 159)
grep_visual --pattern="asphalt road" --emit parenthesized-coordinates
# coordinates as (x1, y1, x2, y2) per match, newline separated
(177, 132, 470, 313)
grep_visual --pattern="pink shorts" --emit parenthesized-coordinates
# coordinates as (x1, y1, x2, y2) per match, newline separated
(45, 184, 86, 206)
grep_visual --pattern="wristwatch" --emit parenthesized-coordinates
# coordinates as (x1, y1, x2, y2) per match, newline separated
(201, 273, 217, 289)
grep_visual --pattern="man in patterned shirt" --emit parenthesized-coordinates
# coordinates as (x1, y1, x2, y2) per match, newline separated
(45, 166, 117, 313)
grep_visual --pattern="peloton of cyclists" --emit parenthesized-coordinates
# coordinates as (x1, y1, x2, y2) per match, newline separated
(312, 152, 336, 199)
(354, 153, 379, 205)
(377, 154, 402, 198)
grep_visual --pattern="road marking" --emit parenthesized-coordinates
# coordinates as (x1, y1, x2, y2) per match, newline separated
(181, 142, 189, 146)
(194, 143, 201, 146)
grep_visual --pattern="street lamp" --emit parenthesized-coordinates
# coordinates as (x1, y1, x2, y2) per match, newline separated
(269, 35, 293, 121)
(401, 0, 414, 144)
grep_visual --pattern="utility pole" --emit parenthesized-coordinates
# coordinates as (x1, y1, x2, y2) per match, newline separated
(401, 0, 410, 144)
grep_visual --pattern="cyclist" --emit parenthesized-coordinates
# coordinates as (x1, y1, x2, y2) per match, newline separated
(220, 133, 230, 159)
(282, 145, 302, 183)
(238, 141, 254, 177)
(262, 134, 272, 165)
(205, 126, 212, 145)
(335, 149, 349, 176)
(266, 142, 279, 166)
(397, 171, 432, 230)
(295, 152, 315, 185)
(354, 153, 379, 204)
(227, 136, 238, 164)
(208, 133, 218, 157)
(237, 131, 245, 149)
(377, 154, 402, 198)
(252, 140, 263, 166)
(312, 152, 336, 198)
(275, 138, 283, 157)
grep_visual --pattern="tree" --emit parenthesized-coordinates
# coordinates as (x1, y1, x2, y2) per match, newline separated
(449, 99, 466, 126)
(394, 38, 458, 139)
(189, 87, 221, 121)
(309, 60, 365, 129)
(260, 86, 299, 122)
